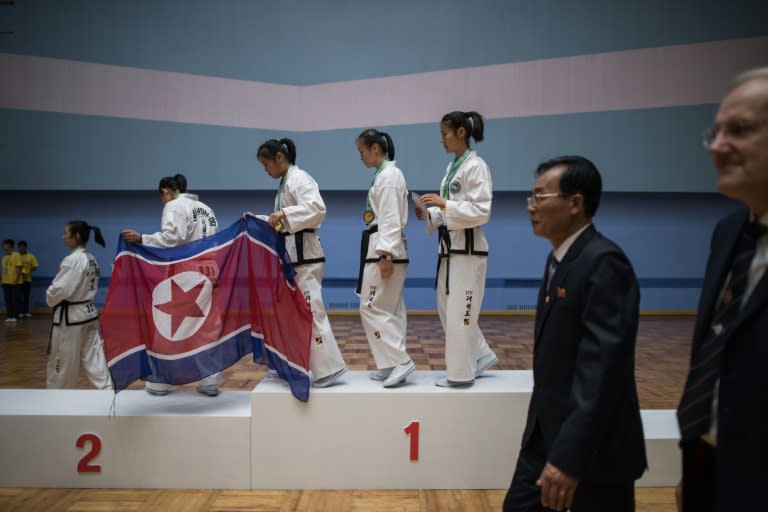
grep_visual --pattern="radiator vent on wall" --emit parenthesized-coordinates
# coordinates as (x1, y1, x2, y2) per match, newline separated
(506, 304, 536, 311)
(329, 302, 357, 310)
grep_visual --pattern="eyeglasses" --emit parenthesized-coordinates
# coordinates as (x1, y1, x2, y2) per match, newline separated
(701, 119, 768, 148)
(526, 192, 568, 206)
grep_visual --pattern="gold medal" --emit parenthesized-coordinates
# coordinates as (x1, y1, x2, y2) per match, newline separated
(274, 221, 283, 232)
(363, 210, 375, 223)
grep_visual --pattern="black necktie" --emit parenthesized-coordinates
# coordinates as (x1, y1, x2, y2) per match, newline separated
(677, 220, 767, 441)
(546, 256, 558, 291)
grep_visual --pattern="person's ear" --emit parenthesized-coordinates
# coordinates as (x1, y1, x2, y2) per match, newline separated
(569, 194, 585, 215)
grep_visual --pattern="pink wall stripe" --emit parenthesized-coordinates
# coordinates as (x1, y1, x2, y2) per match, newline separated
(1, 37, 766, 131)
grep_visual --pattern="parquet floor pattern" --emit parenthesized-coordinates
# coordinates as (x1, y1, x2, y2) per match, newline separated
(0, 314, 690, 511)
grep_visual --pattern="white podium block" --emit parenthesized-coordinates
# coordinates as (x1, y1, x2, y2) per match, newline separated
(251, 370, 533, 489)
(0, 389, 252, 488)
(638, 409, 681, 486)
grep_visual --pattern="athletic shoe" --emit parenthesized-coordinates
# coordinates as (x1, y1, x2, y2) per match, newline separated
(23, 313, 32, 318)
(196, 384, 220, 397)
(383, 360, 415, 388)
(144, 386, 170, 396)
(475, 352, 498, 378)
(312, 367, 348, 388)
(370, 367, 394, 381)
(435, 377, 474, 388)
(4, 318, 17, 323)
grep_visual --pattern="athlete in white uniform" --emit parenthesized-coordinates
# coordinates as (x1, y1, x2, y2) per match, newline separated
(121, 174, 221, 396)
(418, 111, 498, 387)
(46, 221, 112, 389)
(258, 138, 348, 388)
(355, 129, 414, 387)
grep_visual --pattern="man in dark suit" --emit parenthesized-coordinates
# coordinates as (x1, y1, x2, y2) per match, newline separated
(504, 156, 647, 512)
(676, 67, 768, 511)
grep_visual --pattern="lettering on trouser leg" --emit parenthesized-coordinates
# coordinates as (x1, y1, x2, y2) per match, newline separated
(374, 330, 381, 339)
(367, 285, 376, 309)
(55, 356, 62, 374)
(464, 290, 473, 325)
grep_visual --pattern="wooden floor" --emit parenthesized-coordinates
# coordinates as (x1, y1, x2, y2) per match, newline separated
(0, 313, 690, 511)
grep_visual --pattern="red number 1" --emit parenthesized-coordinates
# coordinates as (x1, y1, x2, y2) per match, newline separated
(76, 433, 102, 473)
(404, 420, 420, 461)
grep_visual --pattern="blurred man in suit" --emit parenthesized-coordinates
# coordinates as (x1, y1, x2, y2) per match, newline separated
(676, 67, 768, 511)
(504, 156, 647, 511)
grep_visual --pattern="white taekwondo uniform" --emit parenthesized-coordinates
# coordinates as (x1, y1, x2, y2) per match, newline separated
(425, 150, 496, 382)
(356, 160, 411, 369)
(46, 247, 112, 389)
(277, 165, 347, 380)
(143, 192, 221, 393)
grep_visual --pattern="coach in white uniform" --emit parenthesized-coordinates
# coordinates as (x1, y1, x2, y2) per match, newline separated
(258, 138, 348, 388)
(46, 220, 112, 389)
(121, 174, 222, 396)
(355, 129, 415, 387)
(418, 111, 498, 387)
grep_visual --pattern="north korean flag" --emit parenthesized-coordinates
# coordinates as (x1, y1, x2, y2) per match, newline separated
(101, 213, 313, 401)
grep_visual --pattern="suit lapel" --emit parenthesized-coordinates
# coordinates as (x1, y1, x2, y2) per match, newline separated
(694, 211, 749, 343)
(534, 253, 552, 340)
(534, 226, 597, 346)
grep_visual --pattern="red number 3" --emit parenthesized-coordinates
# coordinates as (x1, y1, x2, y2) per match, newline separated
(76, 433, 102, 473)
(404, 420, 420, 461)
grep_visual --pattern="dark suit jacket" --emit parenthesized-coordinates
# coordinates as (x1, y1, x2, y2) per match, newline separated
(521, 224, 647, 483)
(682, 208, 768, 510)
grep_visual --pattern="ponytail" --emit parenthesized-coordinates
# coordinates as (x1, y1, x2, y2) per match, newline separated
(357, 128, 395, 160)
(258, 138, 297, 165)
(441, 111, 485, 144)
(67, 220, 106, 248)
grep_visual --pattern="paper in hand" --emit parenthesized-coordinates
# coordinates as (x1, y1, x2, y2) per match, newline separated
(411, 192, 424, 211)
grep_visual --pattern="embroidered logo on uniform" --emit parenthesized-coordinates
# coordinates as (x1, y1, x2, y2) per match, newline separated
(463, 290, 473, 325)
(449, 180, 461, 194)
(315, 336, 323, 345)
(374, 331, 381, 339)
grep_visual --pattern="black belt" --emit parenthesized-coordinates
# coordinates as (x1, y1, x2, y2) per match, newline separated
(52, 299, 98, 326)
(356, 224, 409, 294)
(48, 299, 98, 354)
(278, 229, 325, 266)
(435, 226, 488, 295)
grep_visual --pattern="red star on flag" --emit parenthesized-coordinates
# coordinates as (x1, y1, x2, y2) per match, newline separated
(154, 279, 206, 337)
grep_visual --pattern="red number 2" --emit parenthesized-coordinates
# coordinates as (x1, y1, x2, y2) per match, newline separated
(76, 433, 102, 473)
(404, 420, 420, 461)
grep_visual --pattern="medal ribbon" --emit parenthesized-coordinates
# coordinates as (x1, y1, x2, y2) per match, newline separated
(274, 165, 293, 212)
(365, 160, 389, 214)
(441, 149, 470, 199)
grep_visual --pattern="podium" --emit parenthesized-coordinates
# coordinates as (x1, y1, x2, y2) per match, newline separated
(0, 371, 680, 489)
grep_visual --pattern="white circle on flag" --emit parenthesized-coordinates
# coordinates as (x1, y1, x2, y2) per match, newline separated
(151, 271, 213, 341)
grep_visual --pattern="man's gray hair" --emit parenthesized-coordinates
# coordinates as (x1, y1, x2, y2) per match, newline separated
(733, 67, 768, 89)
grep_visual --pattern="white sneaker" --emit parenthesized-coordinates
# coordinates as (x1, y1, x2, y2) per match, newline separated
(196, 384, 220, 397)
(383, 360, 415, 388)
(370, 367, 394, 381)
(24, 313, 32, 318)
(475, 352, 498, 378)
(144, 386, 169, 396)
(435, 377, 474, 388)
(4, 318, 17, 323)
(312, 367, 348, 388)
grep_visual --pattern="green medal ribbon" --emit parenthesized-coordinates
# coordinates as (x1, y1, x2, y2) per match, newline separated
(364, 160, 389, 222)
(441, 149, 470, 199)
(274, 166, 292, 212)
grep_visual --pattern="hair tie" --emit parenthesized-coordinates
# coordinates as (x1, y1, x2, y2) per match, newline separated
(465, 113, 474, 132)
